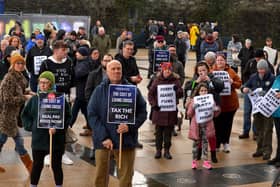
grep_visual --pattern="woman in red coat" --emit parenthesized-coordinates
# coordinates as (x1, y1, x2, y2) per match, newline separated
(148, 62, 183, 159)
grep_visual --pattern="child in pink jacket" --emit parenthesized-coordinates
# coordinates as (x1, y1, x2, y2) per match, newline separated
(187, 83, 220, 170)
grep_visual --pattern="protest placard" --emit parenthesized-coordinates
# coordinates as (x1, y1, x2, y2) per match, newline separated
(256, 88, 280, 117)
(153, 50, 170, 72)
(38, 92, 65, 129)
(34, 56, 47, 75)
(157, 84, 176, 112)
(107, 84, 137, 124)
(213, 71, 231, 95)
(193, 94, 215, 123)
(248, 88, 263, 114)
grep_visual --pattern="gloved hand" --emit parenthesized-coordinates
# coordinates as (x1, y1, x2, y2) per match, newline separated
(173, 85, 178, 91)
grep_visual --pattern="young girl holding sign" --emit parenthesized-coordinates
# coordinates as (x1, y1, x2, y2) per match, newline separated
(187, 83, 220, 170)
(148, 62, 183, 159)
(21, 71, 71, 187)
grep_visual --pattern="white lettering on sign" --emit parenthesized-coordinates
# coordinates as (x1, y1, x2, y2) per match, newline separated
(34, 56, 47, 75)
(157, 84, 176, 112)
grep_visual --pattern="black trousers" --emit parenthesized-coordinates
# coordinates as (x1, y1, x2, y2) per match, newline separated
(31, 150, 64, 185)
(214, 110, 236, 148)
(155, 126, 173, 150)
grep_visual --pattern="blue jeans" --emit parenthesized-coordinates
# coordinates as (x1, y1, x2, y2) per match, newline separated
(243, 94, 256, 134)
(0, 131, 27, 156)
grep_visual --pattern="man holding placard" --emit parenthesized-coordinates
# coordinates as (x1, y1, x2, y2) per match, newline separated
(242, 59, 275, 160)
(88, 60, 147, 187)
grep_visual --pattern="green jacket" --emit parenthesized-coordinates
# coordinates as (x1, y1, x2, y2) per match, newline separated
(92, 34, 111, 57)
(21, 94, 71, 151)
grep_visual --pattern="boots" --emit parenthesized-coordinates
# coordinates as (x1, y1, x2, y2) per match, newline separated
(20, 154, 33, 174)
(154, 150, 162, 159)
(197, 148, 202, 160)
(164, 149, 172, 160)
(0, 166, 5, 172)
(211, 151, 218, 163)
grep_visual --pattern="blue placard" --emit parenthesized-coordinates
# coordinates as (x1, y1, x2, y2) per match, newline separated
(107, 84, 137, 124)
(153, 50, 170, 72)
(37, 92, 65, 129)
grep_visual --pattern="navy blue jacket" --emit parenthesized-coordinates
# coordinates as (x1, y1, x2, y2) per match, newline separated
(244, 72, 275, 93)
(87, 78, 147, 149)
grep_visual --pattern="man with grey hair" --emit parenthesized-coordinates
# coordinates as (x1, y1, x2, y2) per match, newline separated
(238, 38, 254, 84)
(92, 26, 111, 58)
(88, 59, 147, 187)
(204, 51, 216, 69)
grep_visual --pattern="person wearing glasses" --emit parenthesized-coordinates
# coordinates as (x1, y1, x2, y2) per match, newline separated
(147, 35, 168, 78)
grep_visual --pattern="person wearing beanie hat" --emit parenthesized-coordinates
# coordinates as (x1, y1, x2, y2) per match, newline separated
(77, 46, 89, 57)
(35, 34, 45, 41)
(257, 59, 269, 71)
(69, 45, 96, 136)
(0, 47, 35, 176)
(148, 60, 183, 160)
(26, 30, 52, 92)
(155, 35, 164, 42)
(241, 49, 275, 140)
(242, 56, 275, 160)
(10, 54, 25, 67)
(38, 71, 55, 91)
(22, 69, 71, 187)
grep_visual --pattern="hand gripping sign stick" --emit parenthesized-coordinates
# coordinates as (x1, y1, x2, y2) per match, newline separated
(119, 132, 123, 169)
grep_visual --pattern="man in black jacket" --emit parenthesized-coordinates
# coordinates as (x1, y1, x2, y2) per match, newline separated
(115, 40, 142, 85)
(26, 34, 52, 92)
(85, 54, 113, 102)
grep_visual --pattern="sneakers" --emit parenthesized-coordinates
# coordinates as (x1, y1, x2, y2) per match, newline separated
(62, 154, 74, 165)
(44, 155, 50, 166)
(192, 160, 198, 169)
(223, 144, 230, 153)
(203, 160, 212, 170)
(239, 133, 249, 139)
(44, 154, 74, 165)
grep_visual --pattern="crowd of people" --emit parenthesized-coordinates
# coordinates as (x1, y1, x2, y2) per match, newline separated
(0, 18, 280, 187)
